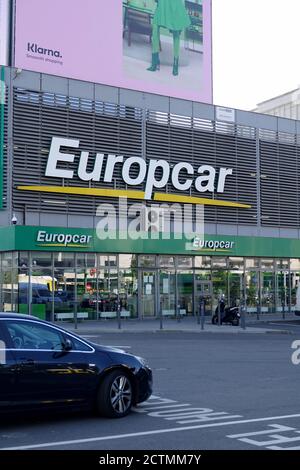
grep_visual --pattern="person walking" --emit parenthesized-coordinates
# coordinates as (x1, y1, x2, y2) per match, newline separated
(147, 0, 191, 76)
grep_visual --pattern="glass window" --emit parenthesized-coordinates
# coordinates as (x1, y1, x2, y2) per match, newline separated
(138, 255, 156, 267)
(212, 257, 227, 269)
(177, 256, 192, 268)
(228, 257, 244, 270)
(31, 253, 52, 267)
(261, 259, 275, 270)
(19, 252, 29, 270)
(6, 320, 64, 350)
(159, 256, 175, 268)
(2, 252, 12, 269)
(194, 256, 211, 269)
(119, 264, 138, 318)
(86, 254, 97, 267)
(290, 259, 300, 271)
(68, 335, 92, 352)
(98, 255, 117, 267)
(245, 258, 259, 269)
(119, 254, 138, 269)
(276, 259, 289, 270)
(54, 252, 75, 267)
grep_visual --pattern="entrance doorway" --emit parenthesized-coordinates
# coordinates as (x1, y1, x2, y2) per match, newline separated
(194, 274, 212, 316)
(139, 270, 157, 317)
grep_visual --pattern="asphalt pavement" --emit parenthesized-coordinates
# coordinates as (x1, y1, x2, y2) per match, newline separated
(1, 327, 300, 450)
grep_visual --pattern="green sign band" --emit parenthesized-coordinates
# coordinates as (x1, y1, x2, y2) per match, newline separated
(0, 226, 300, 259)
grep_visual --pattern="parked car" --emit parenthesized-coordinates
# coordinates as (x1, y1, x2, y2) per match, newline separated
(0, 313, 152, 418)
(18, 284, 62, 305)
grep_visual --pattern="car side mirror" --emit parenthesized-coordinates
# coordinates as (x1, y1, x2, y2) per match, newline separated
(62, 338, 72, 351)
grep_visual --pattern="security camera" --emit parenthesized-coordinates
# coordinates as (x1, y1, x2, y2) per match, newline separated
(13, 68, 22, 79)
(11, 213, 17, 225)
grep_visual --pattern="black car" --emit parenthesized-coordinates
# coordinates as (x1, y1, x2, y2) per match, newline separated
(0, 313, 152, 418)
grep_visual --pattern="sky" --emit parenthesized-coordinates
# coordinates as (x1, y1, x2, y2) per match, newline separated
(212, 0, 300, 111)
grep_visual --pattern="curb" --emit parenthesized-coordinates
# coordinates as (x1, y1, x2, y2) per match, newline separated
(64, 327, 293, 335)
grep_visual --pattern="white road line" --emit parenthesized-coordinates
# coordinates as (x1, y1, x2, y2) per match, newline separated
(4, 413, 300, 450)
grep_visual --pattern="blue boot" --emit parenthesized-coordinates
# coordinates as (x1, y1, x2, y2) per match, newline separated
(172, 57, 179, 76)
(147, 53, 160, 72)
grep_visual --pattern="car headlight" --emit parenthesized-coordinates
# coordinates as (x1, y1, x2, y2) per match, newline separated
(136, 356, 148, 367)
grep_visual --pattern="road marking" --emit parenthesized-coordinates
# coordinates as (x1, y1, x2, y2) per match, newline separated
(228, 424, 300, 450)
(4, 413, 300, 450)
(228, 424, 293, 438)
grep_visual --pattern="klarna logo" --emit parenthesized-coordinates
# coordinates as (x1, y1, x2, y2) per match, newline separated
(27, 42, 62, 58)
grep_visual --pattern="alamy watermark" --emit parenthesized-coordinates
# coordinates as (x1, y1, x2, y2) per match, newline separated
(291, 340, 300, 365)
(95, 198, 204, 242)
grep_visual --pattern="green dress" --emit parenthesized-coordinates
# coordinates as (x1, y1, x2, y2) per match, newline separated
(153, 0, 191, 32)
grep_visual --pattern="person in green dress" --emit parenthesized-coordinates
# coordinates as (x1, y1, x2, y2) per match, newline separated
(147, 0, 191, 76)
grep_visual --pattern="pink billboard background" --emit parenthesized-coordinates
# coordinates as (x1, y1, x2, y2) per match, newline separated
(15, 0, 212, 103)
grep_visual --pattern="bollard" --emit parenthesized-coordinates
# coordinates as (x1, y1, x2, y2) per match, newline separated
(200, 299, 205, 331)
(117, 296, 121, 330)
(240, 303, 246, 330)
(177, 303, 181, 323)
(282, 300, 285, 320)
(160, 300, 163, 330)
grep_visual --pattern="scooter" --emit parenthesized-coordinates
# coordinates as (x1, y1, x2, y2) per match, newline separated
(212, 300, 240, 326)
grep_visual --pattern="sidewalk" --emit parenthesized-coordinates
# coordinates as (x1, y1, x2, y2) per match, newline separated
(57, 315, 296, 335)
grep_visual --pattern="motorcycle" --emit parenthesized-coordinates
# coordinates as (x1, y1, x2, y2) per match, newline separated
(211, 299, 240, 326)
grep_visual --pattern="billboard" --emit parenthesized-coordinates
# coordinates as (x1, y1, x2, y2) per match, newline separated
(14, 0, 212, 103)
(0, 0, 10, 66)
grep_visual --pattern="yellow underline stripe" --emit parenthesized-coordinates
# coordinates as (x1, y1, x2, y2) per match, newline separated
(154, 193, 251, 209)
(37, 244, 91, 248)
(17, 185, 251, 209)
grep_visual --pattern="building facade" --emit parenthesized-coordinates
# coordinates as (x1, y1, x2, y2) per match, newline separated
(1, 66, 300, 321)
(254, 86, 300, 120)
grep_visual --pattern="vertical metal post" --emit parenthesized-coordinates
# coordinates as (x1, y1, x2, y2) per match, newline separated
(117, 292, 121, 330)
(96, 255, 99, 321)
(74, 254, 78, 330)
(217, 293, 221, 326)
(241, 300, 246, 330)
(117, 255, 121, 330)
(28, 252, 32, 316)
(51, 253, 54, 323)
(159, 298, 163, 330)
(200, 297, 205, 331)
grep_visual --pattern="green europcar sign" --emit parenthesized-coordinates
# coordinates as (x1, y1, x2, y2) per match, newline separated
(0, 225, 300, 259)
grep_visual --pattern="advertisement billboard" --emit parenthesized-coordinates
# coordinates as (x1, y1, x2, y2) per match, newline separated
(0, 0, 10, 66)
(14, 0, 212, 103)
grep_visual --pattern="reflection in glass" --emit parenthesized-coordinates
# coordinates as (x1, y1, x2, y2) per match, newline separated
(177, 270, 193, 316)
(160, 270, 175, 317)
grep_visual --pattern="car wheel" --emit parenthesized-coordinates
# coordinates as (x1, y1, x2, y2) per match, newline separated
(96, 370, 133, 418)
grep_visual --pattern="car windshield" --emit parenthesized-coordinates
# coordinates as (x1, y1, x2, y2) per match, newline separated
(37, 289, 51, 296)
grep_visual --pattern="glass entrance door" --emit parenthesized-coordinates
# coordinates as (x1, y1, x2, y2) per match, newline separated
(160, 270, 176, 317)
(194, 272, 212, 316)
(139, 270, 157, 317)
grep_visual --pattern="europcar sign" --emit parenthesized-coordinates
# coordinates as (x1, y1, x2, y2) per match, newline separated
(17, 137, 251, 210)
(45, 137, 233, 200)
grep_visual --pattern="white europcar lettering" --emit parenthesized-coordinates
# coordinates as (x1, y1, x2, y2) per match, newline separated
(45, 137, 234, 199)
(193, 238, 235, 251)
(37, 230, 92, 246)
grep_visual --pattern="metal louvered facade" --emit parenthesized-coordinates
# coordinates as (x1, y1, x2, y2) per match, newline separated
(11, 86, 260, 226)
(1, 66, 300, 237)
